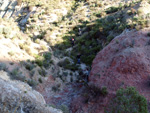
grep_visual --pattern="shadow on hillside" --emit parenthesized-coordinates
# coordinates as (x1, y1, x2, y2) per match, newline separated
(53, 5, 137, 66)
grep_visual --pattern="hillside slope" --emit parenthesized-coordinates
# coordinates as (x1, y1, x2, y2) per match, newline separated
(1, 0, 150, 112)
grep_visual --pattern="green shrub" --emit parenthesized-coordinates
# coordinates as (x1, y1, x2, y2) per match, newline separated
(43, 60, 51, 68)
(27, 79, 38, 88)
(34, 54, 44, 67)
(101, 87, 108, 96)
(106, 6, 120, 14)
(24, 63, 35, 71)
(9, 68, 25, 82)
(147, 32, 150, 37)
(146, 20, 150, 27)
(41, 45, 47, 51)
(106, 16, 115, 22)
(58, 58, 78, 71)
(43, 52, 52, 68)
(38, 68, 47, 77)
(35, 39, 40, 44)
(70, 76, 73, 82)
(53, 49, 61, 57)
(19, 43, 24, 49)
(59, 105, 69, 113)
(49, 104, 56, 108)
(62, 71, 68, 77)
(3, 27, 11, 35)
(105, 87, 148, 113)
(38, 77, 42, 83)
(107, 35, 114, 42)
(58, 58, 70, 67)
(35, 59, 43, 67)
(30, 70, 35, 77)
(34, 52, 52, 68)
(44, 52, 51, 60)
(51, 85, 60, 92)
(0, 63, 8, 71)
(81, 55, 95, 66)
(87, 85, 108, 97)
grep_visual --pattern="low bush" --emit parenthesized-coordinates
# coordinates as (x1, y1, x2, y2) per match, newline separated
(35, 58, 44, 67)
(59, 105, 69, 113)
(9, 68, 25, 82)
(0, 63, 8, 71)
(38, 68, 47, 77)
(34, 52, 52, 68)
(147, 32, 150, 37)
(24, 62, 35, 71)
(87, 85, 108, 97)
(105, 6, 120, 14)
(105, 87, 148, 113)
(58, 58, 70, 67)
(51, 85, 60, 92)
(58, 58, 78, 71)
(38, 77, 42, 83)
(27, 79, 38, 88)
(34, 54, 44, 67)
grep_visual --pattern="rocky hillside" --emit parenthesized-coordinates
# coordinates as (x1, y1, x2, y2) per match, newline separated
(0, 71, 62, 113)
(1, 0, 150, 112)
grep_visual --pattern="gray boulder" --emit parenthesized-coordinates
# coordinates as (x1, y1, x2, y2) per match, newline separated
(0, 71, 62, 113)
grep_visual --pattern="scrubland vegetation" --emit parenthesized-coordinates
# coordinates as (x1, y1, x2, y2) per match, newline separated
(0, 0, 150, 112)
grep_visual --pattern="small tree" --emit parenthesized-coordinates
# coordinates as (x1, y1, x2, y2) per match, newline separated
(105, 87, 148, 113)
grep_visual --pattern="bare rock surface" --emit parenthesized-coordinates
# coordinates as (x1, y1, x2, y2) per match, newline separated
(0, 71, 62, 113)
(89, 28, 150, 112)
(70, 28, 150, 113)
(90, 28, 150, 97)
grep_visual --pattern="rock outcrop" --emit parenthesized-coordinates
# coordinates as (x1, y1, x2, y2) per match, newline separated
(0, 71, 62, 113)
(71, 28, 150, 113)
(88, 28, 150, 112)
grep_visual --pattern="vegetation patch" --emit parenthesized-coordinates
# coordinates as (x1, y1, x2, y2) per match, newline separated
(27, 79, 38, 88)
(58, 58, 78, 71)
(9, 68, 26, 82)
(105, 87, 148, 113)
(83, 85, 108, 104)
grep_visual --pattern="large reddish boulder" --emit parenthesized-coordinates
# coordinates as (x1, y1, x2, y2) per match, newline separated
(89, 28, 150, 112)
(90, 28, 150, 99)
(71, 28, 150, 113)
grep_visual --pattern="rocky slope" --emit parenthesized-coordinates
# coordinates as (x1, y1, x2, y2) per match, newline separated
(1, 0, 150, 112)
(0, 71, 62, 113)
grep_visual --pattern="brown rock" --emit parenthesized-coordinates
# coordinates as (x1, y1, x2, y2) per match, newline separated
(89, 28, 150, 112)
(71, 28, 150, 113)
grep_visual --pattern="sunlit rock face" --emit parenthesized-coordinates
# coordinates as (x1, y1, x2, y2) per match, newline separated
(137, 0, 150, 15)
(0, 71, 62, 113)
